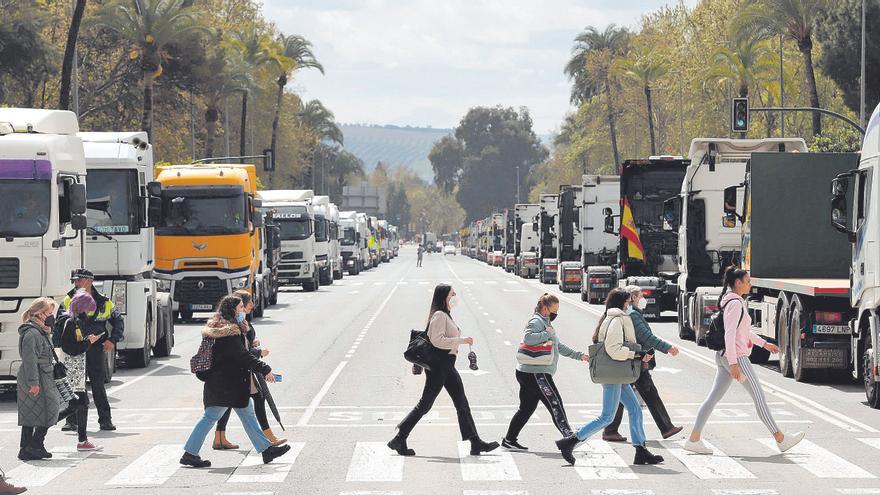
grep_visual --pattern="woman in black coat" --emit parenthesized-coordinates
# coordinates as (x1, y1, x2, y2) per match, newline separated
(180, 295, 290, 468)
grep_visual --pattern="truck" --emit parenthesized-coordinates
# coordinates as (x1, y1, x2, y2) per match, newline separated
(0, 109, 88, 387)
(539, 193, 560, 284)
(832, 103, 880, 406)
(557, 185, 584, 292)
(389, 225, 400, 258)
(491, 212, 506, 266)
(339, 211, 364, 274)
(79, 131, 175, 369)
(726, 152, 858, 382)
(356, 212, 373, 270)
(378, 219, 391, 262)
(254, 203, 281, 316)
(149, 163, 263, 321)
(259, 190, 320, 292)
(603, 157, 688, 318)
(670, 139, 806, 343)
(515, 203, 540, 278)
(311, 195, 340, 285)
(424, 231, 438, 254)
(581, 175, 620, 303)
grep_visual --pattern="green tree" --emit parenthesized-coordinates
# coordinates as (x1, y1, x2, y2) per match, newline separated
(230, 26, 272, 156)
(428, 135, 464, 193)
(59, 0, 88, 110)
(268, 34, 324, 159)
(617, 46, 669, 155)
(297, 99, 343, 189)
(199, 44, 253, 158)
(0, 1, 57, 106)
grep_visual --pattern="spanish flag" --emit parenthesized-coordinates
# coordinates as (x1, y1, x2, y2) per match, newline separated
(620, 198, 645, 261)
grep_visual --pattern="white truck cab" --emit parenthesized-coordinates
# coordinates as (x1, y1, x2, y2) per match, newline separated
(339, 211, 363, 274)
(581, 175, 620, 303)
(310, 195, 336, 286)
(260, 190, 320, 292)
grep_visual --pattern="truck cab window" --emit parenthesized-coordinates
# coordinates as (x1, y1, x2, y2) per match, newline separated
(857, 169, 872, 230)
(87, 169, 139, 234)
(58, 176, 76, 230)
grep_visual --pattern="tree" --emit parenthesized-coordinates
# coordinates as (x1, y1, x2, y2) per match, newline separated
(733, 0, 829, 135)
(230, 26, 272, 156)
(428, 135, 464, 193)
(268, 34, 323, 159)
(59, 0, 88, 110)
(565, 25, 630, 166)
(0, 2, 57, 105)
(297, 99, 343, 189)
(200, 45, 253, 158)
(387, 183, 412, 229)
(91, 0, 206, 140)
(617, 46, 669, 155)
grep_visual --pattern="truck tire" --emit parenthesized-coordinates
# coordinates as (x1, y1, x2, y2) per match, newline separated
(103, 343, 116, 384)
(269, 288, 278, 306)
(863, 339, 880, 408)
(334, 268, 343, 280)
(127, 309, 153, 369)
(154, 307, 174, 358)
(303, 275, 318, 292)
(678, 292, 695, 341)
(777, 294, 794, 378)
(790, 295, 814, 383)
(253, 284, 265, 318)
(179, 307, 194, 322)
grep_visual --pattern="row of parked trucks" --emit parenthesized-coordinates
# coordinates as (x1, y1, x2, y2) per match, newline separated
(464, 107, 880, 408)
(0, 108, 400, 389)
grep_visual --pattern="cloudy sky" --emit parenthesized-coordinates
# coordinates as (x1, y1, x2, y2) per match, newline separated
(263, 0, 698, 134)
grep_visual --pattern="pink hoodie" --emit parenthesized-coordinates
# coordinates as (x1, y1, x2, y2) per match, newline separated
(721, 291, 766, 365)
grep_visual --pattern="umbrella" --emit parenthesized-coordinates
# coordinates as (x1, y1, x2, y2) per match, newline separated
(254, 372, 285, 431)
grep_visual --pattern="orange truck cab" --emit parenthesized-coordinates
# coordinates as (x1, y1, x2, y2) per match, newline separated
(147, 163, 262, 321)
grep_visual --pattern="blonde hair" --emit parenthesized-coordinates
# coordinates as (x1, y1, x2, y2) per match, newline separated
(624, 285, 642, 297)
(22, 297, 58, 323)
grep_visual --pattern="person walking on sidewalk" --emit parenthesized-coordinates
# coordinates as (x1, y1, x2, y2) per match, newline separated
(417, 245, 424, 267)
(502, 293, 589, 452)
(684, 267, 804, 455)
(603, 285, 683, 443)
(213, 290, 286, 450)
(180, 295, 290, 468)
(389, 284, 499, 457)
(556, 288, 665, 466)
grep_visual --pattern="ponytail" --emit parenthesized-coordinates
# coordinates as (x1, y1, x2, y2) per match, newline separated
(592, 288, 629, 343)
(721, 266, 748, 296)
(534, 293, 559, 314)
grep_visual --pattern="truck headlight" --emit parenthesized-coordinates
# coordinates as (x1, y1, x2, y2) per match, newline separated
(111, 281, 127, 314)
(231, 276, 250, 290)
(156, 279, 171, 292)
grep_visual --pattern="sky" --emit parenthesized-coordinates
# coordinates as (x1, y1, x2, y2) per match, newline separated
(262, 0, 699, 135)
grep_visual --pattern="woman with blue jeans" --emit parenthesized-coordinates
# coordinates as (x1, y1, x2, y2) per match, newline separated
(180, 295, 290, 468)
(556, 288, 664, 466)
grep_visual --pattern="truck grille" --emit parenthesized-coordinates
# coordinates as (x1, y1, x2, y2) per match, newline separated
(173, 277, 227, 305)
(0, 258, 20, 289)
(283, 252, 304, 261)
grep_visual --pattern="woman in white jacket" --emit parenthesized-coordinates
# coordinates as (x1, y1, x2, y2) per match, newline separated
(556, 288, 664, 466)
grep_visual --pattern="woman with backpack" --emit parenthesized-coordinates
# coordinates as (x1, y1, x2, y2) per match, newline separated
(180, 295, 290, 468)
(502, 293, 589, 452)
(556, 288, 664, 466)
(388, 284, 499, 457)
(684, 267, 804, 455)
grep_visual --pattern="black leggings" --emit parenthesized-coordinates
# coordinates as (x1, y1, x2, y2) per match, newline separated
(217, 393, 270, 432)
(397, 354, 478, 441)
(506, 370, 572, 441)
(58, 392, 89, 442)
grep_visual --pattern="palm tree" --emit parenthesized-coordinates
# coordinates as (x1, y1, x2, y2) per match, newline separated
(733, 0, 828, 135)
(565, 25, 630, 166)
(617, 47, 669, 155)
(297, 99, 343, 190)
(268, 34, 324, 159)
(91, 0, 206, 139)
(59, 0, 87, 111)
(707, 37, 778, 136)
(202, 51, 253, 158)
(230, 27, 273, 156)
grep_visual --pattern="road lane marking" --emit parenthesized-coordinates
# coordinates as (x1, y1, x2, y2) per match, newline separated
(858, 437, 880, 451)
(346, 442, 404, 482)
(107, 363, 171, 396)
(106, 444, 182, 486)
(495, 329, 503, 334)
(456, 441, 521, 481)
(573, 440, 637, 479)
(463, 491, 528, 495)
(712, 491, 780, 495)
(503, 340, 512, 346)
(590, 490, 655, 495)
(229, 442, 305, 483)
(339, 492, 403, 495)
(757, 438, 875, 478)
(661, 440, 754, 479)
(837, 490, 880, 494)
(6, 446, 93, 487)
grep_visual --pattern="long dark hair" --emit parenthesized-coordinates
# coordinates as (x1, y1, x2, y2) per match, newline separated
(428, 283, 453, 325)
(721, 266, 748, 296)
(216, 295, 242, 323)
(592, 288, 630, 343)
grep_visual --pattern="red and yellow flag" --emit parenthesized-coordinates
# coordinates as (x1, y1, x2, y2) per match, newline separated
(620, 198, 645, 261)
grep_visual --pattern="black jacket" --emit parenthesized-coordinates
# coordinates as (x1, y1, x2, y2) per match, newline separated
(60, 317, 91, 357)
(59, 286, 124, 344)
(201, 319, 271, 408)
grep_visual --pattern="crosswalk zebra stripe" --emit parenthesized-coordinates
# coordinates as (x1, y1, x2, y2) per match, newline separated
(836, 489, 880, 494)
(662, 440, 755, 479)
(338, 492, 403, 495)
(346, 442, 404, 482)
(573, 440, 637, 480)
(457, 441, 521, 481)
(858, 437, 880, 451)
(590, 490, 655, 495)
(463, 491, 529, 495)
(712, 490, 780, 495)
(6, 446, 93, 487)
(105, 444, 182, 486)
(229, 442, 306, 483)
(757, 438, 875, 479)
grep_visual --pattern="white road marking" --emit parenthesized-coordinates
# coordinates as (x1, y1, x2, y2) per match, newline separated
(573, 440, 638, 480)
(837, 490, 880, 494)
(505, 280, 519, 284)
(215, 492, 274, 495)
(346, 442, 405, 482)
(757, 438, 875, 478)
(463, 491, 529, 495)
(484, 281, 497, 285)
(229, 442, 305, 483)
(489, 320, 496, 324)
(105, 444, 182, 486)
(590, 490, 655, 495)
(652, 368, 682, 374)
(495, 329, 503, 334)
(858, 437, 880, 451)
(661, 440, 755, 479)
(712, 491, 780, 495)
(503, 340, 512, 346)
(6, 446, 93, 487)
(339, 492, 403, 495)
(456, 441, 521, 481)
(458, 369, 491, 376)
(107, 364, 171, 396)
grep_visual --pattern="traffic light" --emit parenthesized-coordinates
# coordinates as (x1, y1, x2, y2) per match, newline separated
(731, 97, 749, 133)
(263, 148, 275, 172)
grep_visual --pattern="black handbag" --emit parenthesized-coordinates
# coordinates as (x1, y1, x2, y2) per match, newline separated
(404, 328, 442, 371)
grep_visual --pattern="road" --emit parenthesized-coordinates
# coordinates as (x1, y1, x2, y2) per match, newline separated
(1, 246, 879, 495)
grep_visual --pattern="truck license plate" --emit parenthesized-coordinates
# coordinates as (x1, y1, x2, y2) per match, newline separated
(593, 283, 610, 288)
(645, 298, 656, 304)
(813, 324, 849, 334)
(191, 304, 213, 311)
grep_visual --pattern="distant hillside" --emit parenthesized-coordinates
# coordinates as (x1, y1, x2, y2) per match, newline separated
(340, 124, 452, 181)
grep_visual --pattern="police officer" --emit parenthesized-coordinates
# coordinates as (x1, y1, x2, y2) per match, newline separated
(60, 269, 124, 432)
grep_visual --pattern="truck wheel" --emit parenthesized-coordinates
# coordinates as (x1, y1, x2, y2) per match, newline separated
(179, 307, 194, 323)
(334, 269, 343, 280)
(269, 288, 278, 306)
(128, 309, 153, 369)
(790, 296, 814, 383)
(863, 340, 880, 408)
(253, 285, 265, 318)
(154, 307, 174, 358)
(678, 292, 695, 341)
(303, 276, 318, 292)
(581, 291, 588, 302)
(777, 295, 794, 378)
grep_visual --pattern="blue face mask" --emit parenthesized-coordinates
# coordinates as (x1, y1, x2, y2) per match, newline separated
(236, 312, 246, 323)
(625, 307, 635, 315)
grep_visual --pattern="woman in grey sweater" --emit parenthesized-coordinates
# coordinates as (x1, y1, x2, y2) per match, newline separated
(503, 293, 588, 452)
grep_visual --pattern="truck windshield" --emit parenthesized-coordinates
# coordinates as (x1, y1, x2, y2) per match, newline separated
(315, 216, 329, 242)
(87, 169, 138, 234)
(0, 180, 50, 237)
(277, 219, 312, 240)
(625, 169, 684, 227)
(158, 187, 247, 236)
(342, 227, 356, 246)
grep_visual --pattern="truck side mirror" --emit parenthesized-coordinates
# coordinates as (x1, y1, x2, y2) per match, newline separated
(602, 207, 612, 217)
(604, 215, 616, 235)
(147, 181, 162, 197)
(831, 175, 854, 241)
(69, 183, 87, 215)
(662, 197, 680, 231)
(71, 214, 87, 231)
(253, 212, 263, 228)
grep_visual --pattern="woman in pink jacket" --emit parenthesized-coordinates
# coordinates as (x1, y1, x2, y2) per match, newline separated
(684, 267, 804, 455)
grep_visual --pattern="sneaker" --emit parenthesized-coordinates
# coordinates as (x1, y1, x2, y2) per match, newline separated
(99, 422, 116, 431)
(17, 447, 42, 461)
(501, 438, 528, 452)
(61, 423, 76, 432)
(77, 441, 101, 452)
(661, 426, 684, 439)
(683, 439, 713, 455)
(777, 431, 805, 453)
(179, 452, 211, 468)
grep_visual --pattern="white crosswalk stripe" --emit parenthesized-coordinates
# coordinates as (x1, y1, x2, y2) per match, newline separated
(346, 442, 405, 482)
(836, 489, 880, 494)
(5, 446, 93, 487)
(457, 441, 521, 481)
(757, 438, 875, 479)
(590, 490, 655, 495)
(229, 442, 305, 483)
(463, 491, 529, 495)
(105, 444, 182, 486)
(338, 492, 403, 495)
(712, 490, 780, 495)
(662, 439, 755, 479)
(858, 437, 880, 451)
(573, 440, 637, 480)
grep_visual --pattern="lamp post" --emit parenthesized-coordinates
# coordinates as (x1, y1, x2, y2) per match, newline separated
(861, 0, 867, 127)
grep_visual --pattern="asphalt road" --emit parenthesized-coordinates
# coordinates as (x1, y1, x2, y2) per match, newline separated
(1, 246, 879, 495)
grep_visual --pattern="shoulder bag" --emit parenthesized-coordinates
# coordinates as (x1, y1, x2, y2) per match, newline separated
(516, 321, 555, 367)
(404, 328, 442, 371)
(588, 316, 642, 384)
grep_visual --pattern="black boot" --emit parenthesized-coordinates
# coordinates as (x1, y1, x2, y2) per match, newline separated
(555, 435, 580, 465)
(469, 438, 500, 456)
(17, 446, 42, 461)
(179, 452, 211, 468)
(262, 444, 291, 464)
(387, 435, 415, 456)
(633, 445, 664, 465)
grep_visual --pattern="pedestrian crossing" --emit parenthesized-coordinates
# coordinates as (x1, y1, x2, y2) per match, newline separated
(3, 437, 879, 490)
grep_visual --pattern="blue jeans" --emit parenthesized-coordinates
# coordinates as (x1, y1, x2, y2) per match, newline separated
(575, 384, 646, 446)
(184, 400, 271, 456)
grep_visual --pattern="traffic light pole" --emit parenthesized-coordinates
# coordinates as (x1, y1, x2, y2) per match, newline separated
(751, 107, 865, 136)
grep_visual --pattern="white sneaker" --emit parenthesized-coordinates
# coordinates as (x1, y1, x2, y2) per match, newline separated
(777, 431, 805, 453)
(683, 439, 713, 455)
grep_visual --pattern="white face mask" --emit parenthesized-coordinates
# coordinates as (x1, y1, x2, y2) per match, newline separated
(448, 296, 457, 309)
(637, 297, 648, 310)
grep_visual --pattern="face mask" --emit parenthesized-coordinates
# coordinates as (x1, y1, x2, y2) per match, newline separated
(549, 312, 558, 322)
(637, 298, 648, 311)
(448, 297, 457, 309)
(43, 315, 56, 328)
(236, 312, 247, 323)
(625, 307, 635, 314)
